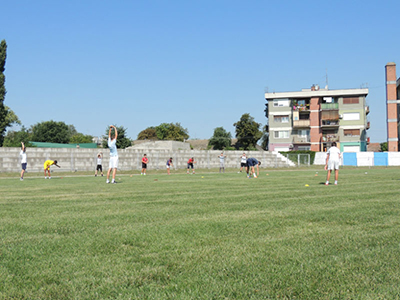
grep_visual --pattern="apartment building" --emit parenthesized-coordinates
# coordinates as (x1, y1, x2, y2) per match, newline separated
(265, 85, 369, 152)
(385, 62, 400, 152)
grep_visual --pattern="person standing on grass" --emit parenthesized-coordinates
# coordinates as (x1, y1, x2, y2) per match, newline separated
(20, 142, 27, 181)
(43, 160, 60, 179)
(141, 154, 149, 175)
(107, 125, 118, 184)
(246, 158, 261, 178)
(324, 141, 341, 185)
(166, 157, 173, 175)
(95, 152, 103, 177)
(218, 152, 226, 173)
(238, 152, 247, 173)
(187, 157, 195, 174)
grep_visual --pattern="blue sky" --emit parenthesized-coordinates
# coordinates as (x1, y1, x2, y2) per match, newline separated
(1, 0, 399, 142)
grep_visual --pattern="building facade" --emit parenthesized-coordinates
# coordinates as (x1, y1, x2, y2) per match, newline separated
(265, 86, 369, 152)
(385, 62, 400, 152)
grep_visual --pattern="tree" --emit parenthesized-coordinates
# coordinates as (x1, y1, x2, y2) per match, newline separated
(30, 120, 72, 144)
(380, 142, 388, 152)
(155, 123, 189, 141)
(68, 124, 78, 137)
(3, 126, 32, 147)
(102, 125, 132, 149)
(4, 106, 21, 127)
(208, 127, 232, 150)
(137, 127, 158, 140)
(0, 41, 21, 146)
(260, 124, 269, 150)
(0, 40, 8, 146)
(70, 133, 94, 144)
(233, 113, 263, 150)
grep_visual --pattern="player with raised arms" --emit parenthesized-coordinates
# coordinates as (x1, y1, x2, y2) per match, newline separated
(106, 125, 118, 184)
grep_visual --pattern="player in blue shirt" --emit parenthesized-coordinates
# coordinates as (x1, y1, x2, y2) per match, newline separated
(246, 158, 261, 178)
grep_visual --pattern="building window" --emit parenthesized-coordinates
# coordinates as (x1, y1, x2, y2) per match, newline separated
(298, 130, 310, 137)
(274, 115, 289, 123)
(274, 131, 290, 139)
(298, 146, 311, 150)
(273, 100, 290, 107)
(343, 97, 359, 104)
(343, 112, 360, 120)
(344, 129, 360, 136)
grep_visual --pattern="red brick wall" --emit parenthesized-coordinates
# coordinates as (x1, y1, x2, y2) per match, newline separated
(310, 97, 321, 151)
(385, 63, 398, 152)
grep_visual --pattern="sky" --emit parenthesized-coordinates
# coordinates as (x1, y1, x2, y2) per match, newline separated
(1, 0, 399, 142)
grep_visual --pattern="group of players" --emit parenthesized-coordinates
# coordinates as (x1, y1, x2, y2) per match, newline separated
(18, 125, 340, 184)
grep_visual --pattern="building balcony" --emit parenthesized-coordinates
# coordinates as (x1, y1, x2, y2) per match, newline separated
(322, 134, 339, 142)
(293, 105, 310, 112)
(366, 121, 370, 129)
(321, 111, 339, 121)
(293, 119, 310, 127)
(321, 103, 339, 110)
(321, 120, 339, 127)
(365, 105, 370, 115)
(367, 137, 370, 144)
(293, 136, 311, 144)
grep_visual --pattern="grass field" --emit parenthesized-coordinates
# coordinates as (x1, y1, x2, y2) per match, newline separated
(1, 167, 400, 299)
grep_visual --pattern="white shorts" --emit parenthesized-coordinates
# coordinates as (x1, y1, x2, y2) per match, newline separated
(328, 160, 339, 170)
(166, 165, 170, 169)
(109, 156, 119, 169)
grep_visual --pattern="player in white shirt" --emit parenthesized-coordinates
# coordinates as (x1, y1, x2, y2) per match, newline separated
(20, 142, 27, 181)
(238, 153, 247, 173)
(324, 142, 341, 185)
(95, 152, 103, 177)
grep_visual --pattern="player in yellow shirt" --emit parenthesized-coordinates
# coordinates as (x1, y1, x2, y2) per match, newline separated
(43, 160, 60, 179)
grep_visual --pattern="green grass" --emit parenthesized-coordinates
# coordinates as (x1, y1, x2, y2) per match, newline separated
(1, 167, 400, 299)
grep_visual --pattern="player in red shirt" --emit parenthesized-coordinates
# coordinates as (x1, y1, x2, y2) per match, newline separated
(141, 154, 149, 175)
(187, 157, 195, 174)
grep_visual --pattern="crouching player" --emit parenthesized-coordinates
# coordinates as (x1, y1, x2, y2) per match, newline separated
(246, 158, 261, 178)
(166, 157, 173, 175)
(44, 160, 60, 179)
(187, 157, 195, 174)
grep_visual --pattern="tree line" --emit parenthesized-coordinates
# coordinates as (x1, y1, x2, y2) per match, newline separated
(135, 114, 268, 150)
(2, 115, 267, 151)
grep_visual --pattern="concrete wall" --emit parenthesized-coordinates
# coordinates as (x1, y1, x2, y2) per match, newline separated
(0, 148, 293, 173)
(314, 151, 400, 167)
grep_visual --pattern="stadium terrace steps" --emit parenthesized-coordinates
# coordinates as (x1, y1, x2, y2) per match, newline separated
(0, 148, 295, 173)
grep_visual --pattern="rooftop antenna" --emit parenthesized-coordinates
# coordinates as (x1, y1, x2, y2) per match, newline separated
(325, 68, 328, 89)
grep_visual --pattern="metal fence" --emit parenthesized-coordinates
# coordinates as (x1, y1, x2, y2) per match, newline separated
(282, 153, 311, 167)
